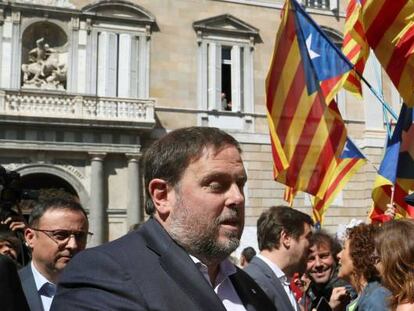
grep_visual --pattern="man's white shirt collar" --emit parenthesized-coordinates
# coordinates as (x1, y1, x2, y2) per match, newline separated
(256, 254, 288, 282)
(256, 254, 299, 311)
(190, 255, 246, 311)
(31, 261, 56, 311)
(31, 261, 55, 291)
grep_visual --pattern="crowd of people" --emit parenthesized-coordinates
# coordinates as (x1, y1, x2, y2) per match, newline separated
(1, 126, 414, 311)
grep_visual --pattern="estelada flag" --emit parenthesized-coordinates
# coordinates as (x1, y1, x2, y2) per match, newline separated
(267, 0, 351, 199)
(371, 103, 414, 222)
(312, 137, 367, 224)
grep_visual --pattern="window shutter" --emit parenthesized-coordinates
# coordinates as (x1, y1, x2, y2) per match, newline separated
(118, 33, 131, 98)
(208, 42, 221, 110)
(129, 35, 139, 98)
(97, 31, 107, 97)
(106, 32, 118, 97)
(231, 45, 241, 112)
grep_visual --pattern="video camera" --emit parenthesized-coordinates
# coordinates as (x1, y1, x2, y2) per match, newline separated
(0, 165, 38, 221)
(0, 165, 38, 265)
(0, 165, 23, 221)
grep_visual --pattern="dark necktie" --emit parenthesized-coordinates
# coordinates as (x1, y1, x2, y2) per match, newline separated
(39, 282, 56, 298)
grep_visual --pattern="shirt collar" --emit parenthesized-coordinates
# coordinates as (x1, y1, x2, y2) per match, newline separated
(31, 261, 56, 291)
(190, 255, 237, 285)
(256, 254, 290, 285)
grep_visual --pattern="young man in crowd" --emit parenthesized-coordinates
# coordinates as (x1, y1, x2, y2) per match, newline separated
(301, 230, 354, 311)
(245, 206, 313, 311)
(239, 246, 256, 268)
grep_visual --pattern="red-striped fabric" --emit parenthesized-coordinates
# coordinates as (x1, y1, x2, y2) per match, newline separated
(370, 177, 414, 222)
(360, 0, 414, 106)
(342, 0, 369, 98)
(370, 104, 414, 222)
(312, 139, 367, 224)
(267, 0, 347, 199)
(283, 186, 296, 207)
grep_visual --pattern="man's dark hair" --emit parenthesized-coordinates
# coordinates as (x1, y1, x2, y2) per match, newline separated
(257, 206, 313, 251)
(29, 197, 87, 227)
(241, 246, 256, 263)
(309, 230, 342, 261)
(143, 127, 241, 215)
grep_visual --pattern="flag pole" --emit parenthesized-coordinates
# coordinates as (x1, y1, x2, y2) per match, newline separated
(354, 72, 398, 120)
(389, 185, 396, 220)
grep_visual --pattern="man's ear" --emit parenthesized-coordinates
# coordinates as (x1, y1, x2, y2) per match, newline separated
(148, 178, 173, 219)
(280, 229, 291, 249)
(24, 227, 36, 249)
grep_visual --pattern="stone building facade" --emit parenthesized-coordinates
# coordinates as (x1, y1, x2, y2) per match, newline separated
(0, 0, 400, 249)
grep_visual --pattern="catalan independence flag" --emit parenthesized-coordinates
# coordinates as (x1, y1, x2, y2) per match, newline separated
(371, 104, 414, 222)
(267, 0, 350, 199)
(342, 0, 369, 98)
(312, 138, 367, 224)
(360, 0, 414, 107)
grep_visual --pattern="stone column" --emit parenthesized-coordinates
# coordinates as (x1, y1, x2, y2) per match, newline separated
(68, 16, 80, 92)
(10, 11, 21, 89)
(89, 152, 106, 246)
(126, 153, 142, 228)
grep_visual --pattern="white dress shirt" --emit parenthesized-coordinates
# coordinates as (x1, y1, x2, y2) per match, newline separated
(31, 262, 56, 311)
(256, 254, 299, 311)
(191, 256, 247, 311)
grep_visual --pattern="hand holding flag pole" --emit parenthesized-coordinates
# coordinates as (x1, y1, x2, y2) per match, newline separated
(386, 193, 396, 219)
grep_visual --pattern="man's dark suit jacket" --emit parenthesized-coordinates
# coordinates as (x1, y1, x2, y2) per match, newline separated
(19, 263, 45, 311)
(244, 256, 295, 311)
(51, 218, 277, 311)
(0, 254, 30, 311)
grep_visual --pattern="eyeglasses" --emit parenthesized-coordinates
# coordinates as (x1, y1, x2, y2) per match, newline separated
(30, 228, 93, 245)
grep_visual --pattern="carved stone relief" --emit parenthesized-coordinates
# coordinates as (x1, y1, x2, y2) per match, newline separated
(21, 37, 68, 90)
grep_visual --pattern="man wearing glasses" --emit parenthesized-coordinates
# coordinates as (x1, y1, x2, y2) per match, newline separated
(19, 197, 91, 311)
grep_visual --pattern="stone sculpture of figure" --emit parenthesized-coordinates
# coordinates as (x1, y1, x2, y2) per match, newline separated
(21, 37, 67, 90)
(29, 37, 49, 63)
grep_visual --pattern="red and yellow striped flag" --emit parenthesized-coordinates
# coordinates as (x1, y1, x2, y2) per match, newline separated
(360, 0, 414, 107)
(267, 0, 349, 199)
(342, 0, 369, 98)
(312, 138, 367, 224)
(283, 186, 296, 207)
(371, 104, 414, 222)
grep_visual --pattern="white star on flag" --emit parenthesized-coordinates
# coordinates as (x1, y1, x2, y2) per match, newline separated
(306, 34, 320, 60)
(343, 142, 350, 153)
